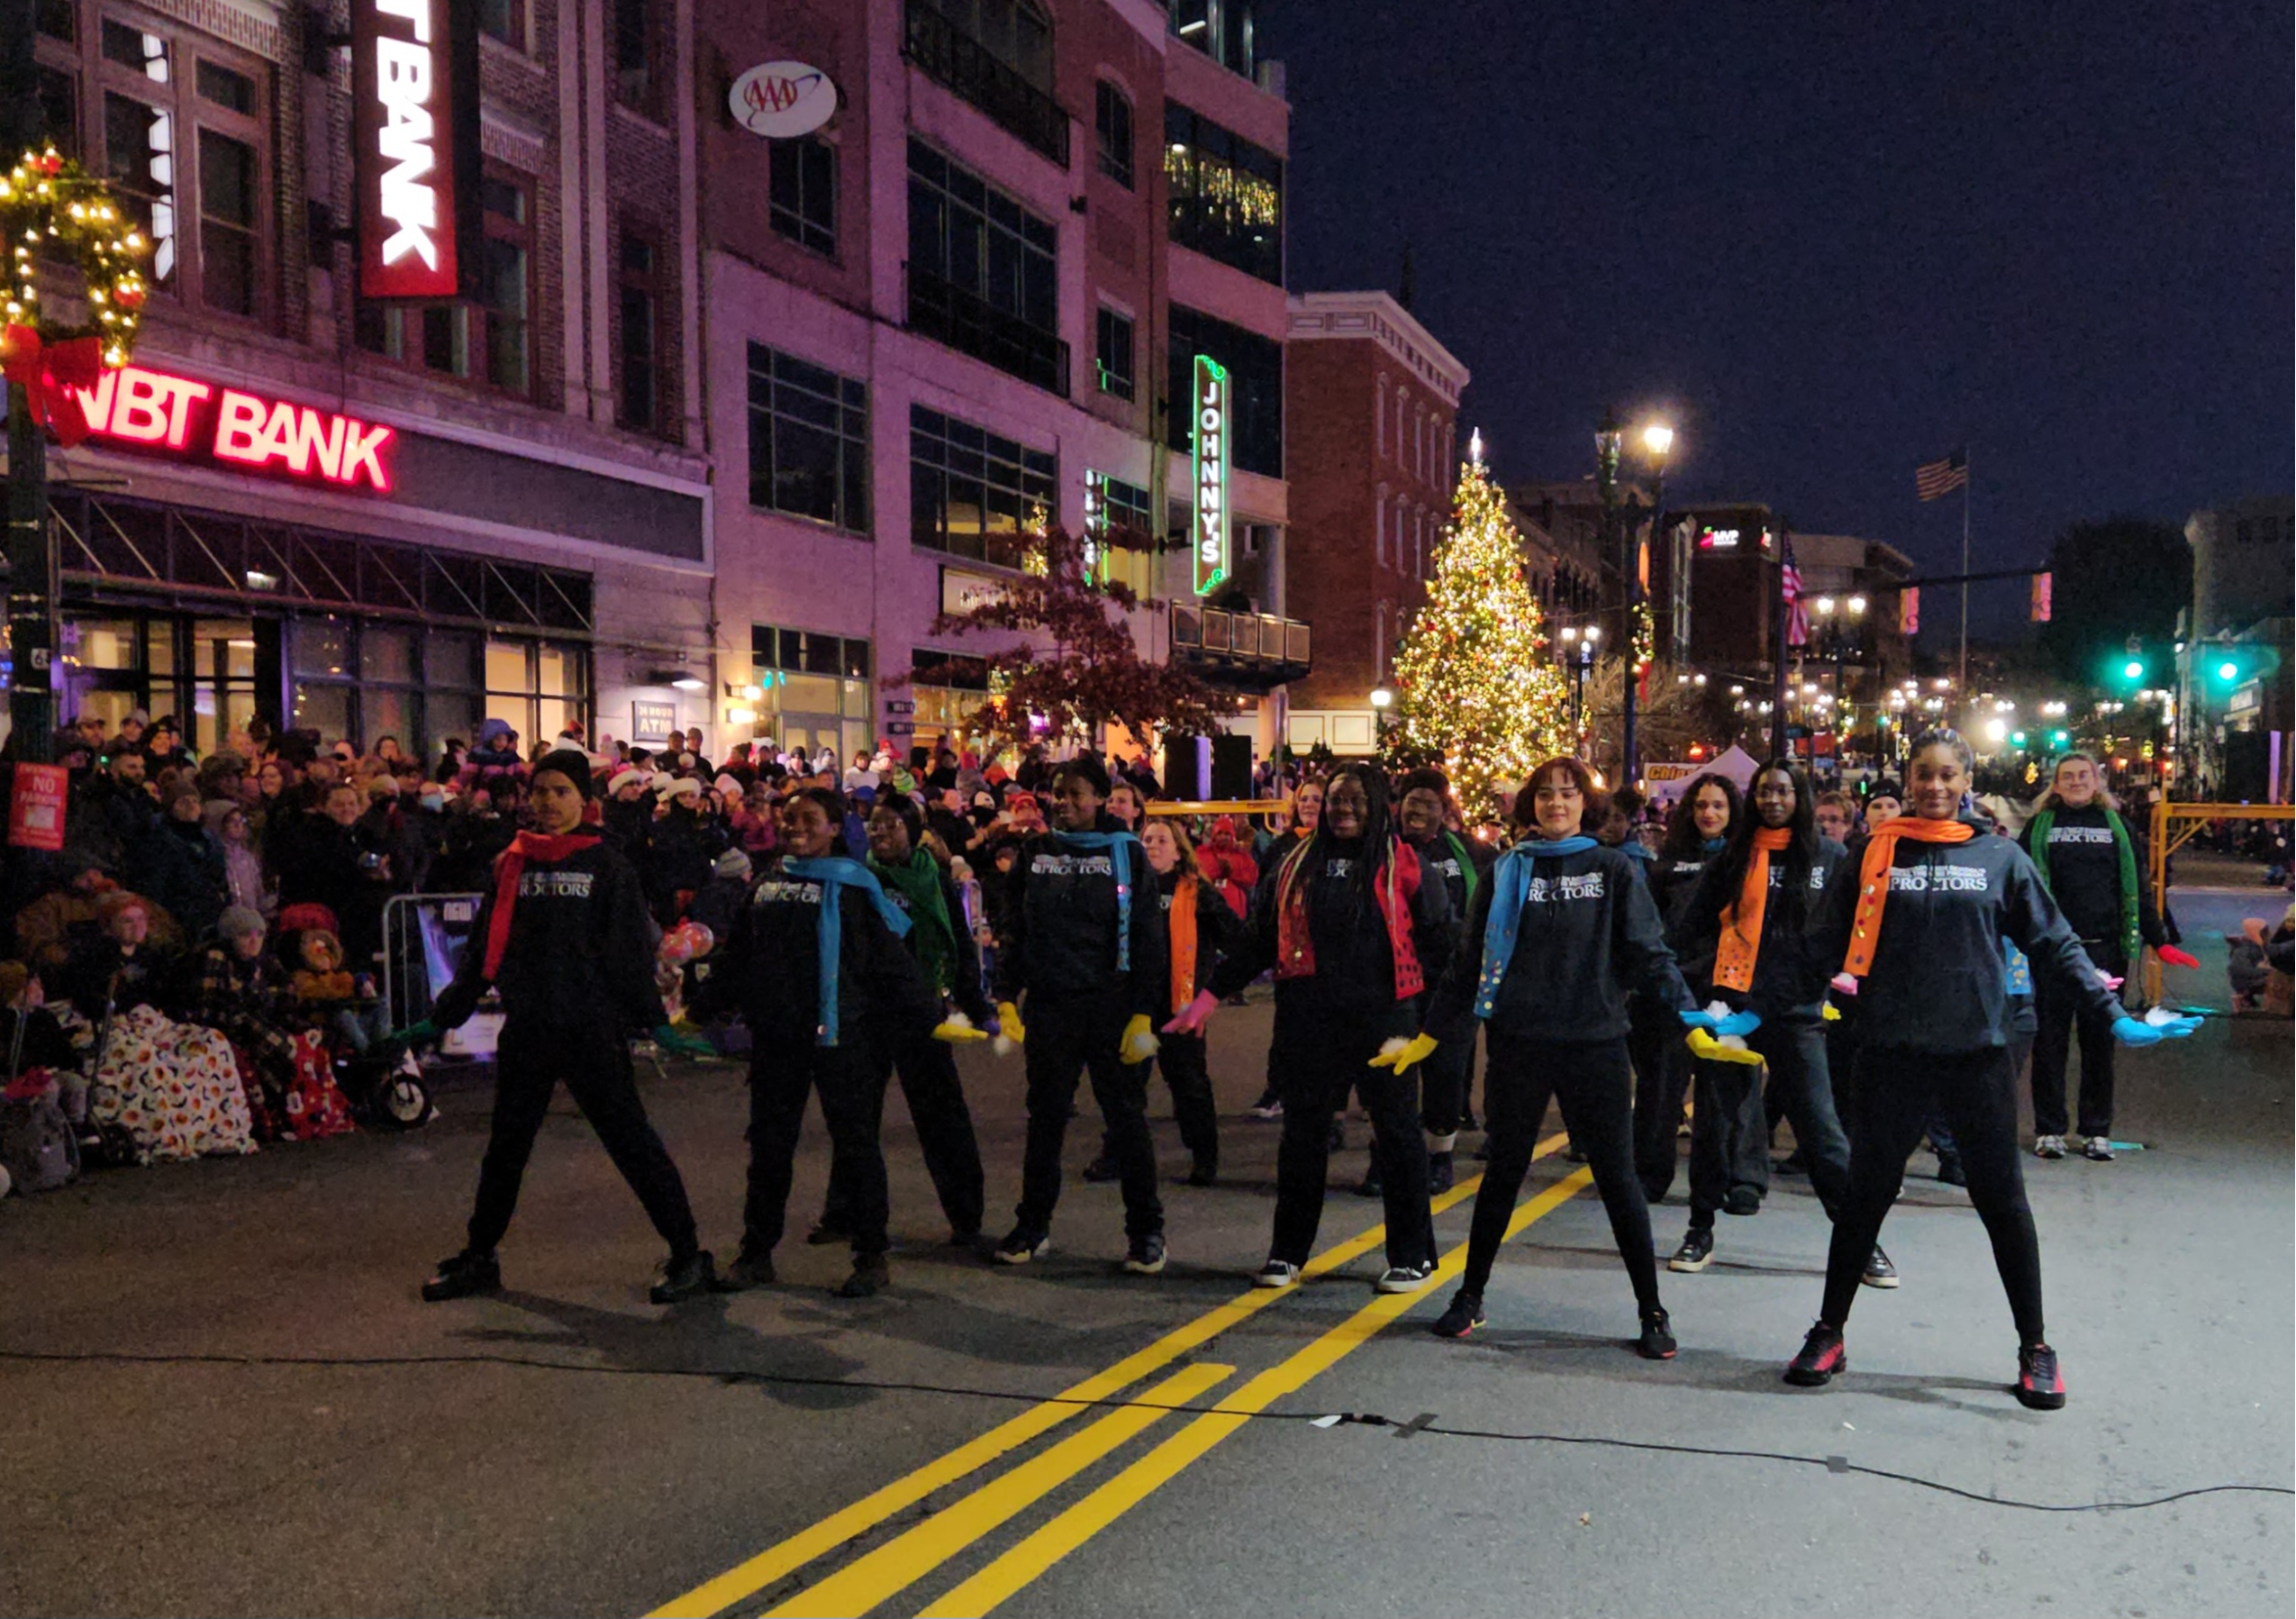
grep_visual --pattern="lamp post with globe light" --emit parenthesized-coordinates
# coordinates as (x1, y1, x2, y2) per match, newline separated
(1594, 411, 1674, 786)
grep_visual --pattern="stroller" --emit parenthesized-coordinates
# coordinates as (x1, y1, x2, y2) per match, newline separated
(274, 903, 431, 1129)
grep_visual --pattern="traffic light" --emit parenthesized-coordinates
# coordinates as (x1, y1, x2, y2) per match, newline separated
(2120, 656, 2146, 685)
(2011, 730, 2028, 748)
(2049, 728, 2070, 748)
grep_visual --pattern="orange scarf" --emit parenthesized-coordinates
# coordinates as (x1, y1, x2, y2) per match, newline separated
(1168, 875, 1199, 1016)
(1840, 817, 1977, 978)
(1713, 827, 1793, 992)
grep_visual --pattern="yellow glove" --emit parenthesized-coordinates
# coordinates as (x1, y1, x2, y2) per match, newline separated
(932, 1013, 989, 1044)
(993, 1000, 1026, 1057)
(1821, 1002, 1842, 1023)
(1120, 1014, 1160, 1065)
(1368, 1032, 1439, 1075)
(1686, 1027, 1765, 1067)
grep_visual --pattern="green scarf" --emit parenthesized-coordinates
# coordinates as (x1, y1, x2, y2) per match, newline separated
(1442, 830, 1484, 905)
(869, 846, 958, 998)
(2028, 805, 2141, 968)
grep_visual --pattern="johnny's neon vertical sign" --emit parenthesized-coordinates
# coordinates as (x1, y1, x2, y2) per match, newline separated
(1192, 355, 1230, 597)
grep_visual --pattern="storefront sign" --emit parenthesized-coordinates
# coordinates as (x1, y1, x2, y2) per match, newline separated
(1697, 526, 1740, 550)
(7, 764, 68, 851)
(1192, 355, 1230, 597)
(631, 701, 677, 745)
(69, 365, 397, 492)
(729, 61, 839, 139)
(353, 0, 481, 301)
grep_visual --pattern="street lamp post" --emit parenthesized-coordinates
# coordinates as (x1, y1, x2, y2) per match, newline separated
(1593, 411, 1672, 787)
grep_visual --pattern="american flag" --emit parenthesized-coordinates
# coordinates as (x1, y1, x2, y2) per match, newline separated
(1916, 449, 1968, 501)
(1782, 535, 1810, 648)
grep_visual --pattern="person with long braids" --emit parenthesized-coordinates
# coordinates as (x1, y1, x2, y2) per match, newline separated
(2018, 752, 2200, 1160)
(1412, 757, 1739, 1358)
(1782, 730, 2198, 1408)
(1668, 760, 1894, 1287)
(1174, 767, 1454, 1293)
(1396, 768, 1494, 1193)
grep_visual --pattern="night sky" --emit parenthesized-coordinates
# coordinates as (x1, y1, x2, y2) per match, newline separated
(1264, 1, 2294, 640)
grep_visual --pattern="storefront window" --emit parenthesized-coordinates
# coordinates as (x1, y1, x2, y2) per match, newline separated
(751, 623, 873, 761)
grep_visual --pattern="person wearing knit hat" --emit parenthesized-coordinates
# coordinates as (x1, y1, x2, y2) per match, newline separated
(658, 775, 703, 803)
(608, 766, 649, 799)
(713, 848, 752, 882)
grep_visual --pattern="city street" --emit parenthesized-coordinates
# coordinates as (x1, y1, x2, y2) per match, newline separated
(4, 896, 2290, 1619)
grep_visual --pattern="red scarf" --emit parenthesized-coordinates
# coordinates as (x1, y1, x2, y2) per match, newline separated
(1712, 827, 1792, 992)
(1273, 836, 1424, 1001)
(1840, 817, 1976, 979)
(481, 829, 601, 978)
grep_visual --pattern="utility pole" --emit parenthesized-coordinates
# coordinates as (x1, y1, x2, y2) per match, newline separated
(1770, 520, 1792, 762)
(2, 0, 57, 764)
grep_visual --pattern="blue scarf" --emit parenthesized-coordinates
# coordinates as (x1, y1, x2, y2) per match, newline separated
(1048, 829, 1143, 973)
(783, 856, 911, 1047)
(1474, 835, 1600, 1019)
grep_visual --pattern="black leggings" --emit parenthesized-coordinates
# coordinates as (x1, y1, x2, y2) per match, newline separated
(1461, 1034, 1660, 1314)
(1821, 1045, 2044, 1342)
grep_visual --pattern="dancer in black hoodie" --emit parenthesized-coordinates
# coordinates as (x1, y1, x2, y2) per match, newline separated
(1781, 730, 2198, 1408)
(1395, 769, 1492, 1194)
(1181, 767, 1454, 1293)
(408, 751, 717, 1305)
(991, 757, 1170, 1274)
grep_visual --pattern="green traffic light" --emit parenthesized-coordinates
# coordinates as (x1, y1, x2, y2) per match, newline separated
(2216, 659, 2241, 684)
(2121, 659, 2145, 682)
(2012, 731, 2028, 747)
(2050, 729, 2070, 746)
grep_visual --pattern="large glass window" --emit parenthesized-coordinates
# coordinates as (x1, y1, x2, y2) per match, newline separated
(906, 141, 1066, 395)
(1167, 305, 1282, 478)
(1094, 81, 1133, 187)
(911, 405, 1055, 570)
(1094, 306, 1134, 401)
(357, 170, 536, 400)
(904, 0, 1065, 165)
(1165, 104, 1283, 285)
(769, 135, 836, 256)
(618, 230, 663, 433)
(750, 624, 873, 761)
(748, 345, 869, 532)
(1167, 0, 1255, 77)
(1084, 471, 1154, 596)
(612, 0, 665, 116)
(479, 0, 525, 45)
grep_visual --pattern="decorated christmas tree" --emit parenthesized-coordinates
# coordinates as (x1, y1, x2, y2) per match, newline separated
(1389, 446, 1573, 818)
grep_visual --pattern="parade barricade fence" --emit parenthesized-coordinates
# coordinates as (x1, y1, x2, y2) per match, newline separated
(380, 893, 500, 1062)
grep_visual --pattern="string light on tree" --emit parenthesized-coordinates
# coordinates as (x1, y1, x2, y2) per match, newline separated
(0, 146, 150, 368)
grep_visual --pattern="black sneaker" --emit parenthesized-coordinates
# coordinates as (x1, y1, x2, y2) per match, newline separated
(836, 1253, 891, 1298)
(1430, 1290, 1485, 1339)
(717, 1247, 776, 1291)
(805, 1220, 851, 1247)
(649, 1250, 718, 1305)
(1328, 1119, 1346, 1152)
(946, 1226, 982, 1249)
(1121, 1233, 1166, 1275)
(1182, 1158, 1217, 1187)
(1565, 1139, 1588, 1163)
(1861, 1246, 1900, 1288)
(1668, 1226, 1714, 1273)
(1784, 1321, 1847, 1387)
(1638, 1307, 1678, 1360)
(1355, 1165, 1384, 1199)
(420, 1249, 500, 1303)
(1723, 1187, 1762, 1217)
(1253, 1257, 1301, 1288)
(1936, 1153, 1968, 1187)
(2082, 1136, 2116, 1162)
(1375, 1262, 1433, 1294)
(994, 1227, 1051, 1265)
(1248, 1090, 1284, 1120)
(1427, 1150, 1455, 1195)
(1081, 1155, 1120, 1183)
(1459, 1107, 1480, 1132)
(1775, 1149, 1808, 1176)
(2016, 1342, 2066, 1410)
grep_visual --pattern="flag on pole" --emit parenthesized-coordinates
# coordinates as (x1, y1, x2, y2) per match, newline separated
(1899, 586, 1920, 635)
(2030, 571, 2052, 623)
(1781, 536, 1810, 648)
(1916, 449, 1968, 501)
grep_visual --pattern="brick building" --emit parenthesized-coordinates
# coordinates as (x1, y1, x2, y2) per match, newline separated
(1281, 290, 1465, 757)
(22, 0, 715, 759)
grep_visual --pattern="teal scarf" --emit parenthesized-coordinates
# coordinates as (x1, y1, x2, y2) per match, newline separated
(783, 856, 911, 1047)
(869, 846, 957, 997)
(2028, 806, 2141, 967)
(1474, 836, 1600, 1019)
(1049, 829, 1143, 973)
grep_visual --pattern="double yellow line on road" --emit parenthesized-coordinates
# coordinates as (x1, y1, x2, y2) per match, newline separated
(651, 1134, 1580, 1619)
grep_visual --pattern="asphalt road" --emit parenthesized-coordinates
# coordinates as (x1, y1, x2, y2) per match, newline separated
(4, 894, 2290, 1619)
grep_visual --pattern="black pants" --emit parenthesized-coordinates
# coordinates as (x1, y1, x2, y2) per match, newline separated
(1420, 1024, 1479, 1147)
(1099, 1027, 1219, 1169)
(1017, 992, 1162, 1241)
(1691, 1021, 1847, 1225)
(746, 1040, 890, 1257)
(1820, 1045, 2044, 1343)
(1463, 1035, 1659, 1314)
(822, 1030, 986, 1238)
(467, 1020, 698, 1260)
(1269, 1014, 1434, 1269)
(2032, 946, 2124, 1138)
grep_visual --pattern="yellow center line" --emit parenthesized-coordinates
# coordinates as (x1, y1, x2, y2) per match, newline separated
(647, 1133, 1565, 1619)
(763, 1363, 1235, 1619)
(921, 1168, 1597, 1619)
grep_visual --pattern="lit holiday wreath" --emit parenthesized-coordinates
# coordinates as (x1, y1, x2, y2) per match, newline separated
(0, 146, 150, 446)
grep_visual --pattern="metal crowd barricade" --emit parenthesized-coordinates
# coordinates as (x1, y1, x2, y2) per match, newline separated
(381, 892, 490, 1056)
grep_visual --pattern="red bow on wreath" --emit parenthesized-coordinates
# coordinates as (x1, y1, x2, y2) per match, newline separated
(0, 323, 104, 449)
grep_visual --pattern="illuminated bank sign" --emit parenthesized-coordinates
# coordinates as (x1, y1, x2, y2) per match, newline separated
(353, 0, 481, 302)
(1192, 355, 1230, 596)
(71, 366, 397, 492)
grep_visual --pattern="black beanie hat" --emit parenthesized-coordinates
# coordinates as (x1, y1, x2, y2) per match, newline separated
(535, 749, 597, 798)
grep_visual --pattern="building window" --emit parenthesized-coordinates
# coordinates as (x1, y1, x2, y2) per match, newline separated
(1167, 0, 1254, 77)
(1166, 305, 1281, 478)
(911, 404, 1056, 570)
(478, 0, 525, 45)
(618, 231, 663, 433)
(612, 0, 664, 117)
(906, 140, 1066, 395)
(770, 134, 836, 256)
(1374, 487, 1388, 567)
(1094, 80, 1133, 187)
(1374, 378, 1386, 458)
(1375, 600, 1388, 682)
(751, 623, 875, 762)
(904, 0, 1066, 166)
(1094, 306, 1135, 400)
(909, 650, 991, 747)
(195, 130, 256, 316)
(1084, 470, 1153, 594)
(1164, 103, 1282, 284)
(477, 174, 534, 395)
(748, 344, 869, 533)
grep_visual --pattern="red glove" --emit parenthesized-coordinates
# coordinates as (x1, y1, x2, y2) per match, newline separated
(2158, 945, 2201, 969)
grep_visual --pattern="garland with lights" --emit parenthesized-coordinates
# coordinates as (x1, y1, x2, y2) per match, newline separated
(1, 146, 149, 446)
(1632, 600, 1656, 676)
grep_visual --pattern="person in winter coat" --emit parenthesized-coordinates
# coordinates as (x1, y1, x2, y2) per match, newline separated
(1395, 768, 1494, 1192)
(1780, 729, 2197, 1409)
(1243, 778, 1323, 1120)
(1193, 816, 1259, 921)
(2017, 751, 2200, 1160)
(143, 786, 228, 942)
(400, 750, 716, 1306)
(685, 848, 752, 944)
(1412, 757, 1710, 1360)
(601, 767, 655, 859)
(989, 756, 1171, 1273)
(1180, 766, 1454, 1294)
(643, 777, 719, 923)
(204, 800, 268, 917)
(692, 787, 953, 1297)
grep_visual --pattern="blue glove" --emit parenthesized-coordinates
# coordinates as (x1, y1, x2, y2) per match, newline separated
(2113, 1014, 2199, 1047)
(1713, 1009, 1763, 1038)
(1678, 1009, 1718, 1033)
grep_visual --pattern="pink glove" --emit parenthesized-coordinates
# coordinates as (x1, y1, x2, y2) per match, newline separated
(1162, 989, 1219, 1036)
(1829, 973, 1859, 997)
(2158, 945, 2201, 969)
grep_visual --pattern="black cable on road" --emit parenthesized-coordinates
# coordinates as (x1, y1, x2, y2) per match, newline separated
(5, 1345, 2287, 1517)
